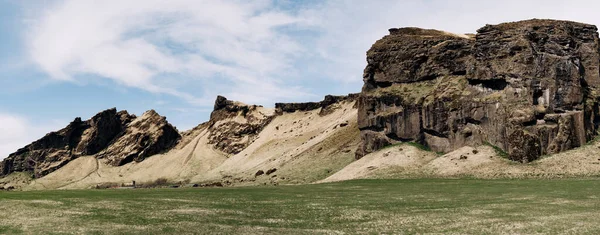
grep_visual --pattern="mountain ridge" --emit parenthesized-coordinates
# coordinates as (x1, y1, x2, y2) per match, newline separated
(5, 19, 600, 190)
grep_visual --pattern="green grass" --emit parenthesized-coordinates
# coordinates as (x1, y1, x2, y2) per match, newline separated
(586, 134, 600, 145)
(3, 179, 600, 234)
(484, 141, 509, 158)
(404, 141, 432, 152)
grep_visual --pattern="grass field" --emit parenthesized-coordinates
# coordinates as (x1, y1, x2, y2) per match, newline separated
(2, 179, 600, 234)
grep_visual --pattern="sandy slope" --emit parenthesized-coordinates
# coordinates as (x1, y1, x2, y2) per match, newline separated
(321, 145, 438, 182)
(322, 141, 600, 182)
(192, 101, 358, 185)
(28, 127, 229, 189)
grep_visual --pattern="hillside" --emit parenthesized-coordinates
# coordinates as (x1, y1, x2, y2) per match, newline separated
(5, 19, 600, 190)
(1, 95, 359, 190)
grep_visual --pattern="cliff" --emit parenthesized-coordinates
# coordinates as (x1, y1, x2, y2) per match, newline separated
(357, 19, 600, 162)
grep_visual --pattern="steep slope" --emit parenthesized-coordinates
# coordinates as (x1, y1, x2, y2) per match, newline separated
(22, 94, 359, 189)
(358, 19, 600, 162)
(193, 95, 359, 185)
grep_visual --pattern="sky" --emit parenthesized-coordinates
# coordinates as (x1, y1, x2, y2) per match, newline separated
(2, 0, 600, 159)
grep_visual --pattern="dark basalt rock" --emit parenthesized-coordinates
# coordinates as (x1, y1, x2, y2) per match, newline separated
(275, 102, 321, 113)
(275, 93, 359, 114)
(357, 19, 600, 162)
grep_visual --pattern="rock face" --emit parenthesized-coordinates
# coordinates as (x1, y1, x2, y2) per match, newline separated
(97, 110, 181, 166)
(0, 108, 180, 177)
(357, 19, 600, 162)
(207, 96, 275, 154)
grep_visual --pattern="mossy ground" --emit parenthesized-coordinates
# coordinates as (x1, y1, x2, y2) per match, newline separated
(3, 179, 600, 234)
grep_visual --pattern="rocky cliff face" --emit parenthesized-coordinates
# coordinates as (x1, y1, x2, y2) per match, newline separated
(358, 19, 600, 162)
(0, 108, 180, 177)
(97, 110, 181, 166)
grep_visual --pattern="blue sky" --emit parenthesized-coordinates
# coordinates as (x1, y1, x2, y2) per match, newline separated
(2, 0, 600, 158)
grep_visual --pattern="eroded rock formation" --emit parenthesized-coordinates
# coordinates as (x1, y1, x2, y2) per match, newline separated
(207, 96, 275, 154)
(208, 94, 359, 154)
(358, 19, 600, 162)
(97, 110, 181, 166)
(0, 108, 180, 177)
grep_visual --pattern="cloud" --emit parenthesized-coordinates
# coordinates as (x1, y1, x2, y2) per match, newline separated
(27, 0, 314, 105)
(0, 113, 63, 159)
(25, 0, 600, 108)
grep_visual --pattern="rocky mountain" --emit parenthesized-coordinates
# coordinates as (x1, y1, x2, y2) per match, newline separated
(0, 94, 359, 189)
(357, 19, 600, 162)
(11, 94, 359, 190)
(0, 108, 180, 178)
(6, 19, 600, 190)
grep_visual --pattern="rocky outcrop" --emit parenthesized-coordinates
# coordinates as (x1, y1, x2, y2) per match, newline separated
(208, 94, 358, 155)
(275, 102, 321, 113)
(357, 19, 600, 162)
(0, 108, 180, 177)
(207, 96, 275, 154)
(75, 110, 135, 155)
(276, 94, 359, 114)
(97, 110, 181, 166)
(0, 108, 136, 178)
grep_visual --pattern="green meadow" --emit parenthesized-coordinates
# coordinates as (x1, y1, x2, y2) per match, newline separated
(2, 179, 600, 234)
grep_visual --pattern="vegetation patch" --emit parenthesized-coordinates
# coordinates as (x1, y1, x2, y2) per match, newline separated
(484, 141, 509, 158)
(404, 141, 432, 152)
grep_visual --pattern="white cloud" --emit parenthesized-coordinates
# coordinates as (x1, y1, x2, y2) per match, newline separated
(25, 0, 600, 108)
(0, 113, 63, 160)
(27, 0, 312, 105)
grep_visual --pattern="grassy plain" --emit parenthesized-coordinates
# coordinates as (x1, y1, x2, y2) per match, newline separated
(2, 179, 600, 234)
